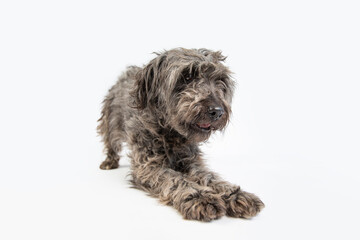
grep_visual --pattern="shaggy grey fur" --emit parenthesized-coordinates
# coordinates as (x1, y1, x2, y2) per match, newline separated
(97, 48, 264, 221)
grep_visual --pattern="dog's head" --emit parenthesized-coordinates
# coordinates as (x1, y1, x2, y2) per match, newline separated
(133, 48, 235, 142)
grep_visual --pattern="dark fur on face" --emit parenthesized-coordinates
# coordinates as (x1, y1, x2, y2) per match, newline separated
(98, 48, 264, 221)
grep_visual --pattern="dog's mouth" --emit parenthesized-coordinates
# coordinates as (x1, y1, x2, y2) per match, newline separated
(195, 122, 212, 132)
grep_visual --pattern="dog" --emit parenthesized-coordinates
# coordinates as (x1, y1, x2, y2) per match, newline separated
(97, 48, 264, 221)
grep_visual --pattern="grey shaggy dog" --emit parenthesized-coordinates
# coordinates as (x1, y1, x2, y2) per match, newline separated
(98, 48, 264, 221)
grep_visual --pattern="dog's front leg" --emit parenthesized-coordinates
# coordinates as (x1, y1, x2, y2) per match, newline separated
(186, 162, 265, 219)
(130, 157, 226, 221)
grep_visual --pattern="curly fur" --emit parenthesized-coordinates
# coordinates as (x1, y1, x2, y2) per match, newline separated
(97, 48, 264, 221)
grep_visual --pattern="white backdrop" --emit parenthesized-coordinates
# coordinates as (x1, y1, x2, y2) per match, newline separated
(1, 0, 359, 239)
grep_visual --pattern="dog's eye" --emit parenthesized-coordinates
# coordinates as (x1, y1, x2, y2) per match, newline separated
(182, 66, 198, 83)
(183, 73, 195, 83)
(217, 80, 227, 92)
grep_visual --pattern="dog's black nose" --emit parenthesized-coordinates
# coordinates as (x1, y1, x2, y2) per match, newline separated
(207, 106, 224, 121)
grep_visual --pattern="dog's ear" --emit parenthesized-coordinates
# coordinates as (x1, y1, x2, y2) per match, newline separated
(133, 63, 154, 109)
(133, 55, 166, 109)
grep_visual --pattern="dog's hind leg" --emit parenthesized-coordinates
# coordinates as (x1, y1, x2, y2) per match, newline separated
(97, 94, 124, 170)
(99, 142, 121, 170)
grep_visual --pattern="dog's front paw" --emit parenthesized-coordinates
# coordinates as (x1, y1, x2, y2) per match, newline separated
(179, 191, 226, 222)
(225, 189, 265, 219)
